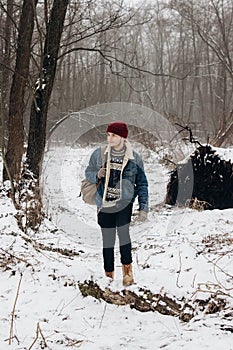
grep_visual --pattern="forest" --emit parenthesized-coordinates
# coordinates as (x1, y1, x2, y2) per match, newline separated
(0, 2, 233, 348)
(0, 0, 233, 224)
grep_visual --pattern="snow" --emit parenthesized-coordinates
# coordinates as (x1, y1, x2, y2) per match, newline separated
(0, 144, 233, 350)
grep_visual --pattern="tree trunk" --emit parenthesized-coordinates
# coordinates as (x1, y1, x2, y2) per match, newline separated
(3, 0, 37, 182)
(78, 280, 227, 322)
(26, 0, 69, 178)
(1, 0, 13, 133)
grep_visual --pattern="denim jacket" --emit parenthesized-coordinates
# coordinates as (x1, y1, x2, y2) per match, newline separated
(85, 141, 149, 211)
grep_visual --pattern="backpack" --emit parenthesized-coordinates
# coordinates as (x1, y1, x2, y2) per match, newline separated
(80, 147, 105, 205)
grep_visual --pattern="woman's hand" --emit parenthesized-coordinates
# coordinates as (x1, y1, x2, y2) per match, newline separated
(98, 167, 106, 179)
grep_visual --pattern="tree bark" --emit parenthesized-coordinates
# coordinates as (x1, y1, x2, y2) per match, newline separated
(3, 0, 38, 182)
(1, 0, 13, 131)
(26, 0, 69, 177)
(78, 280, 193, 321)
(78, 280, 227, 322)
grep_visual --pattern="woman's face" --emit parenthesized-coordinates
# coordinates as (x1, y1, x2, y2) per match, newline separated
(107, 132, 124, 150)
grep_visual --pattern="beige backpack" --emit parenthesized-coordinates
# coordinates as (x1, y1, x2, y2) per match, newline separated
(80, 147, 105, 205)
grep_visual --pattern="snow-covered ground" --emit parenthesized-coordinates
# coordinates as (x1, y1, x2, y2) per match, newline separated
(0, 144, 232, 350)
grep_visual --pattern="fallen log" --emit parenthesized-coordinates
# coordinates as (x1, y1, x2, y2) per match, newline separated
(78, 280, 228, 323)
(79, 280, 194, 322)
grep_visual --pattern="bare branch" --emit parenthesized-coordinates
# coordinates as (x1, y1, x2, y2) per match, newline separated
(58, 47, 191, 80)
(9, 273, 23, 345)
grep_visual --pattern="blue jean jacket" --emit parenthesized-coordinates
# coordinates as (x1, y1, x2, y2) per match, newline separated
(85, 142, 149, 211)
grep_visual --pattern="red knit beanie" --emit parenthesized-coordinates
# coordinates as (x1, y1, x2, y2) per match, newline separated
(106, 121, 128, 138)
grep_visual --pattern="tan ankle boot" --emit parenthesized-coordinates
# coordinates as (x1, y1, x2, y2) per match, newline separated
(105, 271, 114, 280)
(122, 264, 134, 286)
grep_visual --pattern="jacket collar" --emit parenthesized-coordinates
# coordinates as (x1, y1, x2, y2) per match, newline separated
(104, 140, 134, 160)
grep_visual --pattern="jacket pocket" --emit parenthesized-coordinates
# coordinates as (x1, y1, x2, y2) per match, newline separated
(122, 167, 137, 178)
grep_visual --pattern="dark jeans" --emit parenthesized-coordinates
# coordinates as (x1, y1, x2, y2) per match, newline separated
(97, 202, 133, 272)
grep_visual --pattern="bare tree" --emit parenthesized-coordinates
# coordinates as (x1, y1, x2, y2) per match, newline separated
(26, 0, 69, 177)
(3, 0, 38, 183)
(0, 0, 14, 130)
(2, 0, 233, 230)
(168, 0, 233, 144)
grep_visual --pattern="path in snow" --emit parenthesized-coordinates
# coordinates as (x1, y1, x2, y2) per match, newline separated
(42, 143, 168, 249)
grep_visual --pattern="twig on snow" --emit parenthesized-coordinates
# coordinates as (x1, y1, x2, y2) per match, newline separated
(99, 302, 107, 328)
(28, 322, 47, 350)
(0, 247, 32, 266)
(176, 250, 183, 288)
(188, 239, 233, 294)
(9, 273, 23, 345)
(213, 248, 233, 292)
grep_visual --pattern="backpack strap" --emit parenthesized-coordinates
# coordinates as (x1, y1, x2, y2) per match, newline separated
(100, 146, 106, 168)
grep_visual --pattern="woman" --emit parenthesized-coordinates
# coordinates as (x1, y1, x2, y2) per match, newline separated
(85, 121, 149, 286)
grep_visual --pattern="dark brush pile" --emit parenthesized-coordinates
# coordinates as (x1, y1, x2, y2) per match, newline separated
(165, 145, 233, 210)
